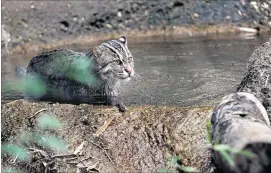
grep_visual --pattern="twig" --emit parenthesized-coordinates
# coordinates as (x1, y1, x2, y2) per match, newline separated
(29, 147, 48, 158)
(89, 141, 113, 164)
(64, 157, 78, 162)
(51, 153, 76, 159)
(265, 75, 269, 86)
(79, 156, 92, 163)
(76, 161, 99, 172)
(103, 150, 113, 164)
(74, 141, 86, 155)
(47, 160, 55, 166)
(260, 70, 266, 77)
(95, 116, 115, 136)
(29, 108, 48, 119)
(12, 153, 19, 163)
(67, 161, 80, 165)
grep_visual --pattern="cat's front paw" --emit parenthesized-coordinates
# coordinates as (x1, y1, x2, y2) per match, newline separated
(117, 102, 126, 112)
(108, 96, 126, 112)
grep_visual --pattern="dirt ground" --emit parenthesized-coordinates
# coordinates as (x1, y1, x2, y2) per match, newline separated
(1, 100, 214, 173)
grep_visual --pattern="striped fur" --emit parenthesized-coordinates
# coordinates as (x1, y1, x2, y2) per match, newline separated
(17, 36, 134, 112)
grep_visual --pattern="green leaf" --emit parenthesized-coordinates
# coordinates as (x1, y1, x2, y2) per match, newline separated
(219, 150, 234, 167)
(213, 144, 231, 152)
(1, 144, 28, 161)
(205, 121, 212, 143)
(18, 132, 33, 144)
(167, 156, 180, 166)
(232, 149, 256, 158)
(38, 114, 62, 129)
(157, 167, 168, 173)
(34, 135, 67, 152)
(67, 57, 96, 85)
(213, 144, 235, 167)
(180, 166, 200, 173)
(3, 167, 22, 173)
(22, 74, 47, 97)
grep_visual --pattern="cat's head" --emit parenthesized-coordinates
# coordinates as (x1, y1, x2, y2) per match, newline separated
(93, 36, 134, 82)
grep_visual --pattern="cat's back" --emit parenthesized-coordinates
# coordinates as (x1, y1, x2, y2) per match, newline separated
(27, 49, 88, 77)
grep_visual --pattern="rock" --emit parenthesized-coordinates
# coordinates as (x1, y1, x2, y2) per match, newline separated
(237, 38, 271, 122)
(194, 13, 200, 18)
(1, 25, 11, 53)
(238, 27, 258, 33)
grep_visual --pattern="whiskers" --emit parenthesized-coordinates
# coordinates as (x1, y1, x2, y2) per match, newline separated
(133, 71, 141, 81)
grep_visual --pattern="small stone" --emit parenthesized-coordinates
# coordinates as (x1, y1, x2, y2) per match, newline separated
(144, 10, 149, 16)
(30, 4, 35, 9)
(117, 11, 122, 18)
(225, 15, 231, 20)
(250, 1, 257, 6)
(250, 1, 259, 12)
(193, 13, 199, 18)
(262, 3, 269, 9)
(105, 24, 112, 29)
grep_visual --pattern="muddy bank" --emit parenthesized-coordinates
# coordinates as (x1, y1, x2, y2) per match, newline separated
(2, 0, 271, 54)
(3, 25, 243, 55)
(1, 100, 213, 172)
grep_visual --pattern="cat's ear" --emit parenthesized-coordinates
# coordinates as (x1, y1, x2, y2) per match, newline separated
(119, 36, 127, 45)
(93, 46, 103, 58)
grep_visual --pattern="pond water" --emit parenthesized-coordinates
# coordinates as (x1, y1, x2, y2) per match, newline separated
(1, 34, 270, 106)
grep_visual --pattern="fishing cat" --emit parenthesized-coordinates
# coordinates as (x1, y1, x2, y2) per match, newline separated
(16, 36, 134, 112)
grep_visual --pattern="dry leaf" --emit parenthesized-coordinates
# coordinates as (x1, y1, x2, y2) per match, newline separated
(74, 141, 86, 155)
(87, 161, 99, 171)
(95, 116, 115, 136)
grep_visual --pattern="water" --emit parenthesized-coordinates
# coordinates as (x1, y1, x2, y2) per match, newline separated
(1, 34, 270, 106)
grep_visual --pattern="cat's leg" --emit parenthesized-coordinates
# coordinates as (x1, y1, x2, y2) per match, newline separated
(107, 95, 126, 112)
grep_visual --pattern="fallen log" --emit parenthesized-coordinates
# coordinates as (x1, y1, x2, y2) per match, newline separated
(211, 92, 271, 173)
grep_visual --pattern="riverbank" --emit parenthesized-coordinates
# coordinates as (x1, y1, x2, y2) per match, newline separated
(1, 101, 214, 172)
(2, 0, 271, 54)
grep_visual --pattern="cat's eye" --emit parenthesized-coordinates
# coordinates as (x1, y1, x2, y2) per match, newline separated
(128, 57, 133, 62)
(115, 60, 123, 65)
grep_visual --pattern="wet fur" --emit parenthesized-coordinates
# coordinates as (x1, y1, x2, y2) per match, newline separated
(17, 36, 134, 112)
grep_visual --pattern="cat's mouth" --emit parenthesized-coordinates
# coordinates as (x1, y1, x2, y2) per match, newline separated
(123, 77, 131, 82)
(118, 71, 134, 81)
(119, 75, 131, 81)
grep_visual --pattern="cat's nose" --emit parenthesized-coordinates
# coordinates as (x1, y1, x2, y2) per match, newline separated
(125, 66, 133, 76)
